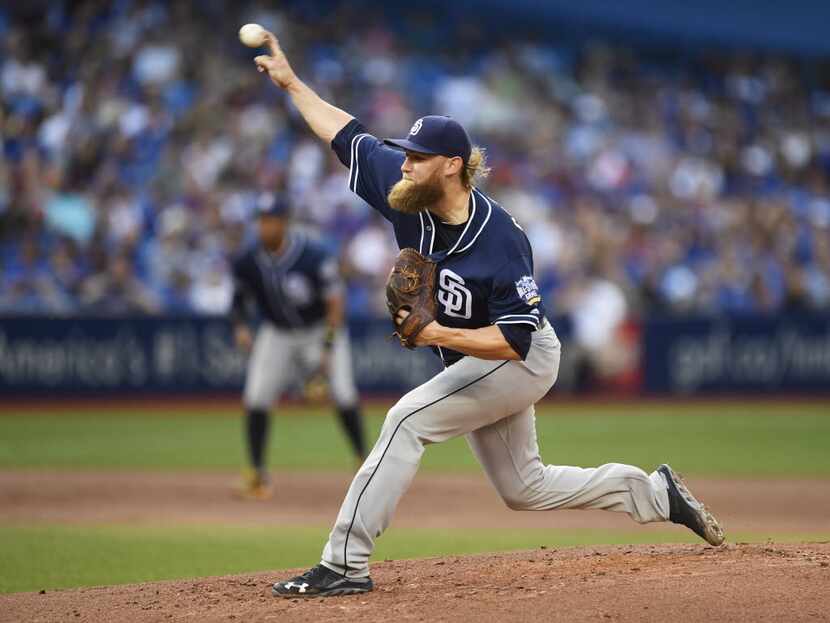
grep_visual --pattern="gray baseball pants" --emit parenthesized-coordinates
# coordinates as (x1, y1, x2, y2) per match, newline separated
(321, 321, 669, 576)
(243, 322, 358, 410)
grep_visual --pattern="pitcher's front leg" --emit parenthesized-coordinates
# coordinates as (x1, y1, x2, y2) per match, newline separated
(321, 397, 427, 576)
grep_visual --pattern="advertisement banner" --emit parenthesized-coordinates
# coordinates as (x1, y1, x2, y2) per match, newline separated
(0, 316, 441, 396)
(6, 314, 826, 395)
(643, 315, 830, 393)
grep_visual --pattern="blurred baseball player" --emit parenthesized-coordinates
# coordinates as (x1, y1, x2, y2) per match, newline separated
(253, 32, 724, 596)
(230, 193, 366, 499)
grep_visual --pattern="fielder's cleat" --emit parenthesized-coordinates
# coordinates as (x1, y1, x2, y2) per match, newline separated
(235, 468, 273, 501)
(272, 564, 373, 598)
(658, 464, 725, 546)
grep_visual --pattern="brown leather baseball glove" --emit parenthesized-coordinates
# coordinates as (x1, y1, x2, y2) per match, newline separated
(385, 248, 437, 349)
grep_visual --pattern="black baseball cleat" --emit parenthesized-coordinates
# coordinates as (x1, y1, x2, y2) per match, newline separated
(658, 464, 725, 546)
(272, 564, 373, 598)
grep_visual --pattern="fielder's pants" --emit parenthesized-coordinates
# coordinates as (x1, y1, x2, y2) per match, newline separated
(321, 321, 669, 577)
(244, 323, 358, 411)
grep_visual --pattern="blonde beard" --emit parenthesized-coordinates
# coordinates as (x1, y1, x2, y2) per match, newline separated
(387, 176, 444, 215)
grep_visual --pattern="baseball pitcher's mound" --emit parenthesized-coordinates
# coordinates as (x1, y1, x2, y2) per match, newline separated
(2, 542, 828, 623)
(0, 542, 830, 623)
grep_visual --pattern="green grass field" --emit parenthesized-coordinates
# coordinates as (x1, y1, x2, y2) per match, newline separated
(2, 402, 829, 475)
(0, 524, 678, 593)
(1, 401, 828, 593)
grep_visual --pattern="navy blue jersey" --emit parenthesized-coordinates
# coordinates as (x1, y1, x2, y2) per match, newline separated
(231, 231, 342, 329)
(332, 120, 546, 366)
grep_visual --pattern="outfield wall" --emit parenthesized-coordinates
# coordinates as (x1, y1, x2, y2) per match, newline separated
(644, 314, 830, 394)
(0, 316, 441, 397)
(1, 315, 829, 396)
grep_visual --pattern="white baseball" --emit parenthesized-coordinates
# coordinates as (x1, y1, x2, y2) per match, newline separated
(238, 23, 266, 48)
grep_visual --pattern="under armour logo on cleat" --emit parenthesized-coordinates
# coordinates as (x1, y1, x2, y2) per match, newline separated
(284, 582, 309, 593)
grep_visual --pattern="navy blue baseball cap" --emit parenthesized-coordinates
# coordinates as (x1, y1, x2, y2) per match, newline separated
(384, 116, 472, 163)
(255, 192, 290, 218)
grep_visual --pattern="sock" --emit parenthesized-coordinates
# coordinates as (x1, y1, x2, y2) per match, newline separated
(336, 405, 366, 460)
(245, 408, 269, 474)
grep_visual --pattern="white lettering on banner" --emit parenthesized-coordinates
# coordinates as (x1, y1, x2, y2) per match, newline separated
(0, 329, 147, 386)
(351, 333, 440, 386)
(668, 325, 830, 392)
(437, 269, 472, 319)
(0, 324, 247, 389)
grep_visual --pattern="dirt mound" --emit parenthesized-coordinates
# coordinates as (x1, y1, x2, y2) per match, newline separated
(3, 543, 828, 623)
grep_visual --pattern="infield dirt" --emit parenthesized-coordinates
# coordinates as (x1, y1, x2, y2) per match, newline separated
(2, 542, 829, 622)
(3, 469, 830, 621)
(2, 469, 829, 534)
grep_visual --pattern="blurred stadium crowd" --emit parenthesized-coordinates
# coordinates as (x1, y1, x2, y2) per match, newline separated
(2, 0, 830, 321)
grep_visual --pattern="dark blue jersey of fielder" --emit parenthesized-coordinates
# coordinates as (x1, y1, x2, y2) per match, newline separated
(332, 119, 546, 366)
(231, 231, 342, 329)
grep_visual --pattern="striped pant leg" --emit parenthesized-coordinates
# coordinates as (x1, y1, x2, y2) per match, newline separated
(243, 324, 294, 410)
(320, 324, 560, 577)
(328, 328, 359, 408)
(466, 406, 670, 523)
(294, 326, 358, 408)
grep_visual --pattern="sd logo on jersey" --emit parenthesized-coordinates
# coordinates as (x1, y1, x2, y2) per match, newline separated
(515, 275, 541, 306)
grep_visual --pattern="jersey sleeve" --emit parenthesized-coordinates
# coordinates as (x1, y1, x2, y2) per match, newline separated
(331, 119, 404, 222)
(488, 256, 543, 331)
(497, 323, 533, 360)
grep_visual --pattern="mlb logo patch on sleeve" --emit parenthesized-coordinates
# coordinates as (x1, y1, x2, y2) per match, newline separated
(515, 275, 541, 306)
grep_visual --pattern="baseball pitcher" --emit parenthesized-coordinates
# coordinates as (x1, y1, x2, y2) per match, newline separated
(251, 31, 724, 596)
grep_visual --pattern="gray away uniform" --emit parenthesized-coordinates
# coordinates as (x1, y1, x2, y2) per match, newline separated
(318, 120, 670, 577)
(232, 229, 366, 470)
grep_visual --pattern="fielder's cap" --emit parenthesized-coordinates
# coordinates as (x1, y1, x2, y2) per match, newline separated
(383, 115, 472, 163)
(255, 192, 290, 218)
